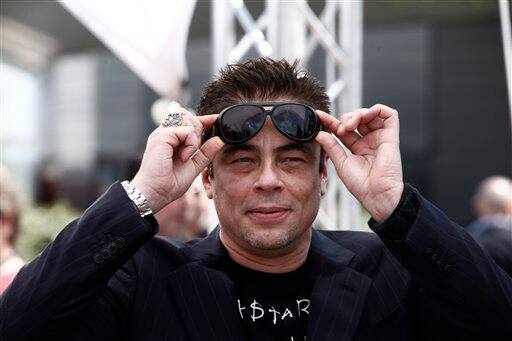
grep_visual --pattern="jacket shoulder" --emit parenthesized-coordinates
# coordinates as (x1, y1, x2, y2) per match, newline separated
(320, 230, 385, 256)
(318, 230, 411, 326)
(319, 230, 408, 278)
(128, 236, 194, 276)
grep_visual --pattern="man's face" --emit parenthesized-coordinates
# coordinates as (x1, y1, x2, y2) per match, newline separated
(203, 112, 327, 252)
(156, 177, 208, 238)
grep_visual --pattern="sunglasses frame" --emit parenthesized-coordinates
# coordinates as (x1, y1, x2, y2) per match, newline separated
(215, 102, 320, 145)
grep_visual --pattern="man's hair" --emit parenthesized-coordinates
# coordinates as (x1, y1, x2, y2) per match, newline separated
(198, 58, 331, 143)
(472, 175, 512, 217)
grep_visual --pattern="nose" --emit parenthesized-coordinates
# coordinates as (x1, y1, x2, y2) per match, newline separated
(254, 160, 284, 192)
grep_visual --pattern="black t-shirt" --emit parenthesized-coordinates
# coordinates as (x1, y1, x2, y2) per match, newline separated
(224, 256, 313, 341)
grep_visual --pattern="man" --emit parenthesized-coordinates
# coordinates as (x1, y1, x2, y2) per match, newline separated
(156, 176, 212, 241)
(0, 165, 25, 294)
(466, 176, 512, 276)
(1, 58, 511, 340)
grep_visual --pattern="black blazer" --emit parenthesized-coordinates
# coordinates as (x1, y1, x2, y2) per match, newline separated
(1, 183, 511, 340)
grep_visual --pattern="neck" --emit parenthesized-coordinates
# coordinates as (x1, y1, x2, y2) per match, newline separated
(220, 228, 311, 273)
(184, 224, 205, 239)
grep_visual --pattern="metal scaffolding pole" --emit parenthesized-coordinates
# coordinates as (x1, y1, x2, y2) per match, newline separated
(212, 1, 236, 75)
(498, 0, 512, 135)
(211, 0, 364, 230)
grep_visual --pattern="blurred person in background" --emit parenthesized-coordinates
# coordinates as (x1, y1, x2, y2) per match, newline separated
(34, 155, 61, 206)
(0, 166, 25, 294)
(156, 176, 210, 241)
(467, 176, 512, 276)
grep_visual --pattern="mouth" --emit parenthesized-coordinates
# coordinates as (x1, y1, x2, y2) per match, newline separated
(246, 206, 291, 223)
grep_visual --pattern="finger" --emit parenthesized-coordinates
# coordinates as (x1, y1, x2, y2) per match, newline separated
(366, 118, 386, 131)
(186, 112, 207, 140)
(356, 119, 384, 136)
(315, 131, 347, 168)
(189, 136, 225, 174)
(339, 108, 369, 135)
(339, 131, 363, 151)
(159, 125, 195, 142)
(363, 104, 398, 127)
(368, 103, 397, 119)
(175, 108, 195, 127)
(159, 126, 199, 159)
(179, 133, 200, 161)
(338, 113, 352, 136)
(350, 105, 390, 135)
(197, 114, 219, 128)
(317, 110, 366, 149)
(357, 123, 372, 136)
(364, 104, 399, 137)
(316, 110, 341, 133)
(342, 109, 361, 132)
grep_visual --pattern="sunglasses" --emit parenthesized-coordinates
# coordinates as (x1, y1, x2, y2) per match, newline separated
(214, 102, 321, 145)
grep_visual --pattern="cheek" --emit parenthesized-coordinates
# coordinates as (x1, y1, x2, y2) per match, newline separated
(211, 174, 251, 212)
(282, 178, 321, 213)
(284, 168, 322, 195)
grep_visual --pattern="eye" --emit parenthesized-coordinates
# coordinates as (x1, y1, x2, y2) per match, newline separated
(283, 157, 304, 163)
(232, 157, 253, 164)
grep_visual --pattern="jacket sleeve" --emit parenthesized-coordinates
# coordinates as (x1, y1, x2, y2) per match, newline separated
(369, 184, 512, 339)
(0, 182, 158, 340)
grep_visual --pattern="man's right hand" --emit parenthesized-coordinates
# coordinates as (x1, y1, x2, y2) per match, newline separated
(131, 109, 224, 214)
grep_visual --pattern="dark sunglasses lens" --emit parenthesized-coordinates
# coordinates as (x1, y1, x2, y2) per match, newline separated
(272, 104, 317, 140)
(220, 106, 265, 143)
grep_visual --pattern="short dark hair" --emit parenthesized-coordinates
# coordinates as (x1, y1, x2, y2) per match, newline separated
(198, 58, 330, 143)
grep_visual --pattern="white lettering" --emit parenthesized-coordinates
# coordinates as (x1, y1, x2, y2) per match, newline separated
(268, 306, 281, 325)
(250, 299, 264, 321)
(237, 299, 246, 319)
(281, 308, 293, 320)
(296, 299, 310, 316)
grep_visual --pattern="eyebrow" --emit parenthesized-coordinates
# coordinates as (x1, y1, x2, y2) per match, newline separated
(222, 144, 258, 156)
(222, 142, 315, 157)
(274, 142, 315, 156)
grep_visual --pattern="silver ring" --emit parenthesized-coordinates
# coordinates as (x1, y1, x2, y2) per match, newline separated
(161, 112, 183, 127)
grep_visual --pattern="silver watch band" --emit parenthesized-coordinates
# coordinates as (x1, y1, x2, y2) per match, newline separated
(121, 181, 153, 217)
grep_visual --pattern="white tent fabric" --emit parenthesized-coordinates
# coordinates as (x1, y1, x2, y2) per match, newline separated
(59, 0, 196, 99)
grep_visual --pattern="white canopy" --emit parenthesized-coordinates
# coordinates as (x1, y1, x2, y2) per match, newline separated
(59, 0, 196, 99)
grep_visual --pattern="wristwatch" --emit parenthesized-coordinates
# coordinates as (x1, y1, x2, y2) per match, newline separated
(121, 181, 153, 218)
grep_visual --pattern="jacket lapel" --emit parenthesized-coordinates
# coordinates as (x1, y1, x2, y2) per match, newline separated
(167, 228, 372, 341)
(167, 227, 246, 341)
(306, 230, 373, 341)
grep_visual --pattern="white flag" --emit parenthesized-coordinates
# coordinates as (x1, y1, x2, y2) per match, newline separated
(59, 0, 196, 98)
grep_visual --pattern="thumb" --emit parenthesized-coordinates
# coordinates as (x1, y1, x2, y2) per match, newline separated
(189, 136, 225, 175)
(315, 131, 348, 169)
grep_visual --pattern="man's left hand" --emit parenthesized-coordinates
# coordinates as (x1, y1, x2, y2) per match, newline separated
(315, 104, 404, 223)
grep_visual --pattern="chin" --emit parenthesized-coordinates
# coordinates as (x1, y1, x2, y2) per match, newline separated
(240, 225, 303, 251)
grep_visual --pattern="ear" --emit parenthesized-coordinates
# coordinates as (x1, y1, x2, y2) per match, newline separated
(320, 154, 329, 196)
(201, 169, 214, 199)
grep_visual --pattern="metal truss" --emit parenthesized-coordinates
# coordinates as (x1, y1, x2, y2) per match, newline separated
(212, 0, 364, 230)
(498, 0, 512, 136)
